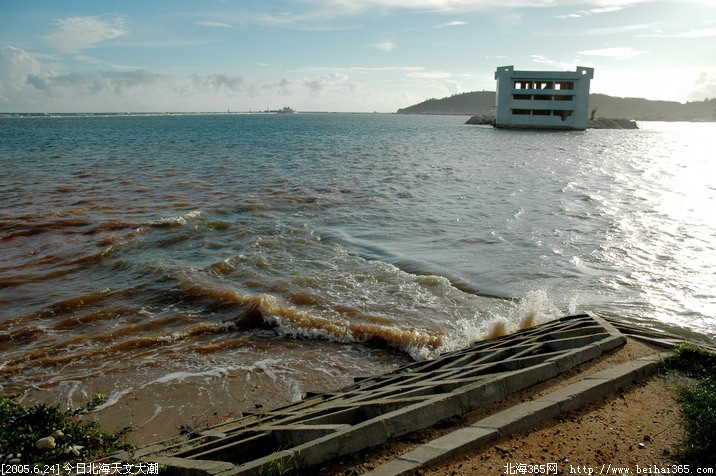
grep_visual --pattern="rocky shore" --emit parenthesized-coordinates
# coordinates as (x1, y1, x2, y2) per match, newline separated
(465, 115, 639, 129)
(587, 118, 639, 129)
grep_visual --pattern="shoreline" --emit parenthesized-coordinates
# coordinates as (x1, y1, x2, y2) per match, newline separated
(118, 313, 714, 474)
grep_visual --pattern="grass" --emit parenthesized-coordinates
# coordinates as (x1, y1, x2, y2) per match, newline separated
(661, 343, 716, 465)
(0, 392, 133, 466)
(258, 449, 299, 476)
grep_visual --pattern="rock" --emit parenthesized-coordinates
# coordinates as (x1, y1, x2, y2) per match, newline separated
(465, 115, 495, 126)
(495, 445, 510, 455)
(35, 436, 56, 450)
(65, 445, 84, 457)
(588, 118, 638, 129)
(465, 115, 638, 129)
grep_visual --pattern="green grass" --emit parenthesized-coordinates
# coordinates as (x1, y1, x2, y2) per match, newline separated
(0, 393, 133, 466)
(258, 449, 300, 476)
(661, 343, 716, 465)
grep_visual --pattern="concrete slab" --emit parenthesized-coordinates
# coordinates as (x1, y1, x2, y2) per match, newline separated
(501, 361, 559, 394)
(425, 426, 498, 455)
(366, 351, 666, 475)
(539, 376, 615, 414)
(363, 457, 421, 476)
(364, 427, 498, 476)
(147, 457, 234, 476)
(132, 313, 689, 475)
(472, 399, 561, 436)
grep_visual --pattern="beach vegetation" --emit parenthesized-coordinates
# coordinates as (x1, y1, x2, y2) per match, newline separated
(0, 392, 133, 466)
(661, 343, 716, 465)
(258, 449, 297, 476)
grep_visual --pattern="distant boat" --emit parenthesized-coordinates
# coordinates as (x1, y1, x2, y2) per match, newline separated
(259, 107, 295, 114)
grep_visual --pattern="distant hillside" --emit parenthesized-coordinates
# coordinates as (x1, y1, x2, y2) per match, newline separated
(397, 91, 496, 116)
(588, 94, 715, 121)
(397, 91, 716, 122)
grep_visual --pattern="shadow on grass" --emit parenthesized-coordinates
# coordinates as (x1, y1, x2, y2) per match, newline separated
(661, 343, 716, 465)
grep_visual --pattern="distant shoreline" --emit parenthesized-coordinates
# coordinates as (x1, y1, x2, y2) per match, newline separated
(397, 91, 716, 122)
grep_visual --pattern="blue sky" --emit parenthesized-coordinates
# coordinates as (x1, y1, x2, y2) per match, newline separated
(1, 0, 715, 112)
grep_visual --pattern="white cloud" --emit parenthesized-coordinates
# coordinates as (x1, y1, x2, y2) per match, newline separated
(577, 47, 648, 60)
(295, 65, 425, 74)
(530, 54, 556, 65)
(406, 71, 452, 79)
(498, 12, 523, 29)
(641, 27, 716, 38)
(0, 46, 43, 103)
(27, 69, 168, 97)
(435, 20, 468, 27)
(590, 66, 714, 102)
(259, 78, 292, 96)
(191, 74, 245, 94)
(584, 23, 661, 35)
(680, 27, 716, 38)
(590, 6, 624, 13)
(529, 55, 579, 70)
(44, 16, 129, 53)
(194, 21, 235, 28)
(0, 46, 42, 84)
(301, 0, 663, 16)
(543, 22, 660, 36)
(556, 6, 623, 18)
(0, 45, 421, 112)
(304, 72, 352, 93)
(445, 79, 462, 95)
(304, 0, 578, 14)
(689, 72, 716, 101)
(371, 41, 396, 52)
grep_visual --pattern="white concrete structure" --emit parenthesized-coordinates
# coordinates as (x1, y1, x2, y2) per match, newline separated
(494, 65, 594, 130)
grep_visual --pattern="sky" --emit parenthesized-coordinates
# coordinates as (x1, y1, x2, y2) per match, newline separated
(1, 0, 715, 113)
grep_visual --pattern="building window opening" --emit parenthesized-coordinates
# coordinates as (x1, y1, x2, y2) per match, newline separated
(555, 95, 573, 101)
(532, 110, 551, 116)
(514, 81, 534, 90)
(538, 82, 554, 90)
(512, 109, 531, 115)
(534, 94, 552, 101)
(513, 94, 532, 100)
(555, 110, 573, 121)
(555, 82, 574, 90)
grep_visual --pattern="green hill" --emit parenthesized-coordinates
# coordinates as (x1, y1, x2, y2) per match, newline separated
(397, 91, 496, 116)
(397, 91, 716, 122)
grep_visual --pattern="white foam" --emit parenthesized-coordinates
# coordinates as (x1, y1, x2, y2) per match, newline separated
(147, 367, 229, 385)
(91, 386, 135, 411)
(153, 210, 203, 226)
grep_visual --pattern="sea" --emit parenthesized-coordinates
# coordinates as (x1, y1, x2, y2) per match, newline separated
(1, 113, 714, 443)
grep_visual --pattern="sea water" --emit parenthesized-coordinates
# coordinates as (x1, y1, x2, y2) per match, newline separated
(1, 113, 714, 442)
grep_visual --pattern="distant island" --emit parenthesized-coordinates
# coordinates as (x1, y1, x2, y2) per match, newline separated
(397, 91, 716, 122)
